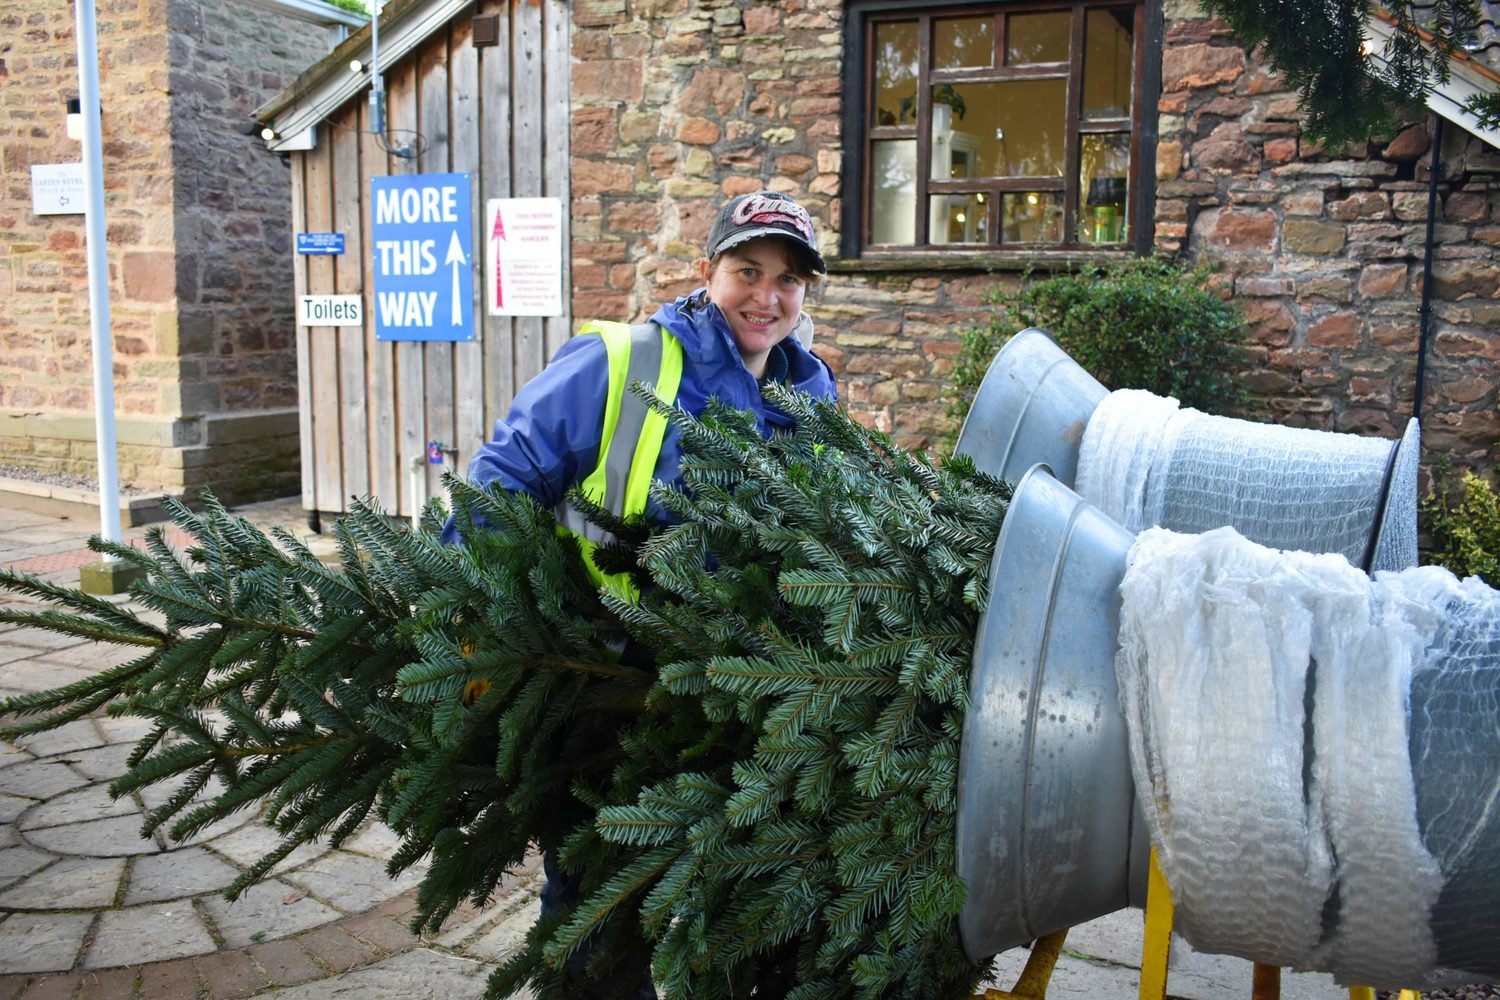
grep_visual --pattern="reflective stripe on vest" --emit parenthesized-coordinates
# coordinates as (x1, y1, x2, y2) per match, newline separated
(557, 321, 684, 594)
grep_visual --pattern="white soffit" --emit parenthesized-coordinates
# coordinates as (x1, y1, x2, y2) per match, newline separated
(1364, 13, 1500, 150)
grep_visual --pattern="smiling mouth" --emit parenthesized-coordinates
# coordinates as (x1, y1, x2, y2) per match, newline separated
(741, 313, 777, 328)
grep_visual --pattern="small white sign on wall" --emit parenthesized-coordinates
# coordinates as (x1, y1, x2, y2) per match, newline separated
(486, 197, 564, 318)
(297, 294, 364, 327)
(30, 163, 86, 216)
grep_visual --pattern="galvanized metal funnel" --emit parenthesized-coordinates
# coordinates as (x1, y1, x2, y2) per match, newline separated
(953, 328, 1107, 487)
(956, 465, 1150, 963)
(953, 330, 1420, 573)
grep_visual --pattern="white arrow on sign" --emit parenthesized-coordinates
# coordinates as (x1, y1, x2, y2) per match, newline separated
(446, 230, 465, 326)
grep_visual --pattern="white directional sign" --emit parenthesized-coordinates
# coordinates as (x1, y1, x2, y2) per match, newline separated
(486, 197, 564, 317)
(370, 173, 474, 342)
(30, 163, 86, 216)
(297, 294, 363, 327)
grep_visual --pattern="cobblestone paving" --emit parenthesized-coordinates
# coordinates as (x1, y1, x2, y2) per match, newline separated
(0, 501, 541, 998)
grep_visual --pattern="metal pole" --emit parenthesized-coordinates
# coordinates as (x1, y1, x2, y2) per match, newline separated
(1414, 115, 1444, 424)
(74, 0, 123, 556)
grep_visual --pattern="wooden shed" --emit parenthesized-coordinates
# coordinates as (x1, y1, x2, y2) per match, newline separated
(256, 0, 571, 520)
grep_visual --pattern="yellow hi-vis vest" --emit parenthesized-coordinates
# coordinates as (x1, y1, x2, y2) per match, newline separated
(556, 321, 684, 597)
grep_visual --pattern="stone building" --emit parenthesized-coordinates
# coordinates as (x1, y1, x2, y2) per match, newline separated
(0, 0, 360, 507)
(565, 0, 1498, 468)
(260, 0, 1498, 519)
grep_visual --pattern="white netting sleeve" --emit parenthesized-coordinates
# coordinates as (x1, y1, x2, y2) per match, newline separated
(1116, 527, 1500, 988)
(1077, 389, 1397, 566)
(1075, 389, 1186, 531)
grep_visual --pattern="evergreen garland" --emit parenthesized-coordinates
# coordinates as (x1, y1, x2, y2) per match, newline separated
(0, 388, 1010, 999)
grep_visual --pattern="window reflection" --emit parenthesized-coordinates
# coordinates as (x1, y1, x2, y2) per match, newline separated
(1006, 12, 1070, 64)
(935, 16, 993, 70)
(929, 80, 1067, 178)
(930, 193, 990, 244)
(1002, 191, 1063, 244)
(871, 139, 917, 244)
(1083, 8, 1133, 117)
(1079, 133, 1130, 243)
(875, 21, 919, 126)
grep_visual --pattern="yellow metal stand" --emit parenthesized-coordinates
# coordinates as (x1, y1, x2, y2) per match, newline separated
(1140, 847, 1174, 1000)
(1252, 963, 1282, 1000)
(972, 848, 1428, 1000)
(975, 929, 1069, 999)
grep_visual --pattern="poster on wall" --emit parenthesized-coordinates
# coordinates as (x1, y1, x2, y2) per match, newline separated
(486, 197, 563, 318)
(370, 172, 473, 342)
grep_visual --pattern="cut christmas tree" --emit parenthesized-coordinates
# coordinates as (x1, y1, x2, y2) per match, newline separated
(0, 388, 1011, 999)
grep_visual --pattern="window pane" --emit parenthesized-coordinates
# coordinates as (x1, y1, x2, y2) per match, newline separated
(874, 21, 919, 126)
(1083, 8, 1134, 118)
(929, 193, 990, 244)
(1002, 191, 1063, 244)
(1006, 12, 1069, 65)
(1079, 133, 1130, 244)
(935, 16, 993, 70)
(930, 80, 1066, 179)
(871, 139, 917, 244)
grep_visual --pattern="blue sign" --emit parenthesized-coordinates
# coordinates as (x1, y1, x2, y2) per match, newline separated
(296, 232, 345, 255)
(370, 173, 473, 342)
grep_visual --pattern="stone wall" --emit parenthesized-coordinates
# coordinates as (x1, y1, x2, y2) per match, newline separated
(568, 0, 1497, 470)
(0, 0, 330, 500)
(568, 0, 992, 451)
(1160, 2, 1499, 470)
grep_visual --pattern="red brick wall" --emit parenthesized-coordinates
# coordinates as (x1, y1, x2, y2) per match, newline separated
(573, 0, 1497, 465)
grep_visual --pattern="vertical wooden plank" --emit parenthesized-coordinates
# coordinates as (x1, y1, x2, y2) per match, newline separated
(305, 124, 344, 515)
(479, 0, 516, 431)
(291, 157, 315, 512)
(450, 14, 486, 469)
(359, 92, 400, 511)
(542, 0, 572, 355)
(511, 0, 547, 387)
(333, 106, 369, 508)
(388, 60, 426, 518)
(419, 30, 456, 505)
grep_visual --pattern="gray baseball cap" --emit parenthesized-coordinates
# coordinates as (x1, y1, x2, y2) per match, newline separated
(706, 191, 826, 274)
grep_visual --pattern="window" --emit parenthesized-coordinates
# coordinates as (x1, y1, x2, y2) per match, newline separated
(847, 1, 1148, 256)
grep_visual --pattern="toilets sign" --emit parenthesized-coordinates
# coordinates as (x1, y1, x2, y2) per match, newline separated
(371, 173, 474, 342)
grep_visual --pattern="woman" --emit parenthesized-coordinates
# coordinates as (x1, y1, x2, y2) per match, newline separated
(457, 190, 837, 525)
(449, 191, 838, 998)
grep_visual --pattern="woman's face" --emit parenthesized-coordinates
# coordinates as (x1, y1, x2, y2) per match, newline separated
(699, 237, 808, 378)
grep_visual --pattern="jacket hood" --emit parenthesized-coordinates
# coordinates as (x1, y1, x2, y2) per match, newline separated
(650, 290, 836, 398)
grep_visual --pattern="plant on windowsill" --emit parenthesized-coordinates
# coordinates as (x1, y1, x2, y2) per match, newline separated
(0, 388, 1012, 1000)
(943, 256, 1250, 452)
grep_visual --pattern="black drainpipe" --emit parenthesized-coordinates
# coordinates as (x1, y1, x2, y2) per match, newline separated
(1414, 115, 1445, 424)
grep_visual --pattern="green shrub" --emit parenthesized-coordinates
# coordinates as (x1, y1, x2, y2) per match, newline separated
(1420, 469, 1500, 587)
(948, 257, 1248, 437)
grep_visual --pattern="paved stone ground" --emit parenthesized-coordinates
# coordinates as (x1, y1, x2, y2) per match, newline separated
(0, 498, 1358, 999)
(0, 500, 545, 999)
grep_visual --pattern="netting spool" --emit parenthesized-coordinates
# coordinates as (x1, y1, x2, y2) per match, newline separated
(952, 329, 1419, 572)
(957, 468, 1500, 989)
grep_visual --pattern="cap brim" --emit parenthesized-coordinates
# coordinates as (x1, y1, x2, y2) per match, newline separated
(713, 227, 827, 274)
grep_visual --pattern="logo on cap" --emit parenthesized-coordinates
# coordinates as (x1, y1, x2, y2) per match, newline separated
(730, 193, 815, 244)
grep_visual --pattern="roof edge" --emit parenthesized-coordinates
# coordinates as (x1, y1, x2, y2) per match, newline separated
(1367, 8, 1500, 150)
(255, 0, 474, 143)
(239, 0, 369, 29)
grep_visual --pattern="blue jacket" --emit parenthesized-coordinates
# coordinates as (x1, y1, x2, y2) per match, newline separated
(454, 290, 838, 522)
